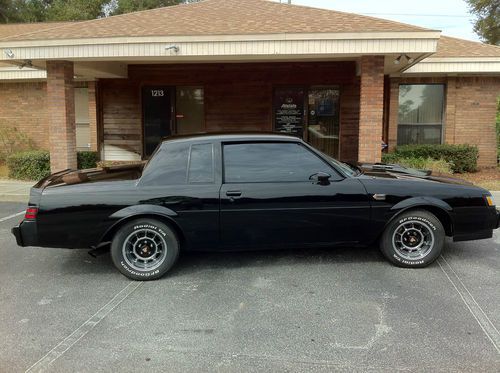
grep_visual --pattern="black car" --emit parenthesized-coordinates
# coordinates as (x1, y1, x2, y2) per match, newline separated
(12, 133, 500, 280)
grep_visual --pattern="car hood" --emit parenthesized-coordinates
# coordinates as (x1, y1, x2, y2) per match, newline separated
(34, 163, 145, 189)
(358, 163, 473, 186)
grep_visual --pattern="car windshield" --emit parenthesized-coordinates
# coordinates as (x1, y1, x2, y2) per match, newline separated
(324, 155, 360, 177)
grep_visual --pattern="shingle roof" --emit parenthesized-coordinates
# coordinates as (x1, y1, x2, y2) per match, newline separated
(434, 36, 500, 58)
(0, 0, 429, 42)
(0, 22, 73, 39)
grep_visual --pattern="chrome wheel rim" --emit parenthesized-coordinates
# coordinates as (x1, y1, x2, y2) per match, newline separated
(122, 229, 167, 271)
(392, 220, 435, 261)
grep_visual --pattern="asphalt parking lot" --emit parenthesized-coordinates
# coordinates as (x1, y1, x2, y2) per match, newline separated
(0, 201, 499, 372)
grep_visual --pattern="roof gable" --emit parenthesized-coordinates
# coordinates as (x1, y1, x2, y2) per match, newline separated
(1, 0, 429, 42)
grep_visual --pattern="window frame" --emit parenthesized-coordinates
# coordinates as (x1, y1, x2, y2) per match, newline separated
(221, 140, 342, 184)
(397, 83, 446, 146)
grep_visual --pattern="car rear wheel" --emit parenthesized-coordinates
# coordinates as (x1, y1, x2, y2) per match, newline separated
(380, 209, 444, 268)
(111, 218, 179, 280)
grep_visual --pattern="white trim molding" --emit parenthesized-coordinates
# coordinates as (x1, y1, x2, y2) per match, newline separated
(0, 66, 46, 80)
(0, 32, 440, 62)
(403, 57, 500, 74)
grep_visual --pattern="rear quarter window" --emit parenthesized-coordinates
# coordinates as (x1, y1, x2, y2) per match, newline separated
(140, 142, 215, 186)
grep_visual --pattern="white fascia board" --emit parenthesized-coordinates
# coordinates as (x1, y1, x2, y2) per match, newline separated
(0, 32, 440, 62)
(403, 57, 500, 74)
(0, 66, 46, 80)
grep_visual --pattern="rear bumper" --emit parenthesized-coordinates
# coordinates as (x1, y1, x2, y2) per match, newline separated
(11, 220, 38, 247)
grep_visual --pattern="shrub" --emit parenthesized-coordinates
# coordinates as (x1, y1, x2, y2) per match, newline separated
(77, 151, 98, 169)
(390, 144, 478, 173)
(7, 150, 99, 180)
(382, 154, 453, 174)
(0, 124, 35, 162)
(6, 150, 50, 181)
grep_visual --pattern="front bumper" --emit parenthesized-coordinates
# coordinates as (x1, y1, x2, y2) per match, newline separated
(11, 220, 38, 247)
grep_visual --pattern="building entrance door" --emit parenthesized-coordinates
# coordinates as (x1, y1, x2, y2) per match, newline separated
(142, 86, 173, 157)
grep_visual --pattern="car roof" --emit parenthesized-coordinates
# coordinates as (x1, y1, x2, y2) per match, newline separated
(161, 132, 301, 144)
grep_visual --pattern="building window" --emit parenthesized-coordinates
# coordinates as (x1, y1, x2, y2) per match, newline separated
(74, 88, 90, 151)
(397, 84, 444, 145)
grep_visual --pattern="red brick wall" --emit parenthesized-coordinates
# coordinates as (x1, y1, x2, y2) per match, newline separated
(46, 60, 77, 171)
(339, 79, 360, 162)
(387, 76, 499, 168)
(0, 82, 49, 149)
(101, 62, 360, 160)
(358, 56, 385, 163)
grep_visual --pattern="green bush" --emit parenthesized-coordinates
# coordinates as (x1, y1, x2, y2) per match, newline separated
(389, 144, 478, 173)
(77, 151, 98, 169)
(381, 154, 453, 174)
(6, 150, 50, 180)
(7, 150, 99, 180)
(0, 124, 35, 162)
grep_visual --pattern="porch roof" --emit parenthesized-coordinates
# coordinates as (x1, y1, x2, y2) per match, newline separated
(403, 36, 500, 75)
(0, 0, 497, 79)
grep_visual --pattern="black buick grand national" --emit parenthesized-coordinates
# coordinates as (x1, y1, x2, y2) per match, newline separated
(12, 134, 500, 280)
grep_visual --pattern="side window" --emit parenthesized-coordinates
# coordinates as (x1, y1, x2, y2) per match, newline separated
(141, 142, 190, 185)
(223, 142, 333, 183)
(188, 143, 214, 183)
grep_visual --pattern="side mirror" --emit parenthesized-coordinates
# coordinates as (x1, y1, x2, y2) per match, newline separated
(309, 172, 331, 185)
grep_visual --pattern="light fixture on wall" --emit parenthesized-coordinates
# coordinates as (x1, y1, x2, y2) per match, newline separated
(4, 49, 14, 58)
(394, 54, 415, 65)
(165, 45, 180, 54)
(19, 59, 33, 69)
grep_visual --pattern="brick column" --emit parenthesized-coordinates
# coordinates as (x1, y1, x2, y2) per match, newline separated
(46, 61, 77, 172)
(87, 81, 98, 152)
(387, 78, 400, 151)
(358, 56, 385, 163)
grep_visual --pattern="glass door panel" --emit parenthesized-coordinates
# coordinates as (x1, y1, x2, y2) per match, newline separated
(175, 87, 205, 135)
(307, 87, 340, 158)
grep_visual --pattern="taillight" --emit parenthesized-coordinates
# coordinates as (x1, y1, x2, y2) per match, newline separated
(25, 207, 38, 220)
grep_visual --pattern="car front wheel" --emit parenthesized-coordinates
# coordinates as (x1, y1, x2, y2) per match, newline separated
(111, 218, 180, 280)
(380, 209, 444, 268)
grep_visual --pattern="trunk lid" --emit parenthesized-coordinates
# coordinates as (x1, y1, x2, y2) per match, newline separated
(34, 163, 145, 190)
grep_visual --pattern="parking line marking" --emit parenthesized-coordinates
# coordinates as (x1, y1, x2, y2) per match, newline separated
(0, 211, 24, 223)
(438, 255, 500, 354)
(25, 281, 143, 373)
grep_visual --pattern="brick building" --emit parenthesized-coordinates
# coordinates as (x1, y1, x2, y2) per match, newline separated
(0, 0, 499, 172)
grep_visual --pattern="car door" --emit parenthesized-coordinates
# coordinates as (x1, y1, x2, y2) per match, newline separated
(219, 141, 371, 249)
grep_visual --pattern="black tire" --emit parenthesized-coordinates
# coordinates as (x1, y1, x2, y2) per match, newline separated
(380, 209, 444, 268)
(111, 218, 180, 280)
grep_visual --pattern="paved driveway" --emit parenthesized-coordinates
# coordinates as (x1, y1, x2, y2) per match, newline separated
(0, 202, 499, 372)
